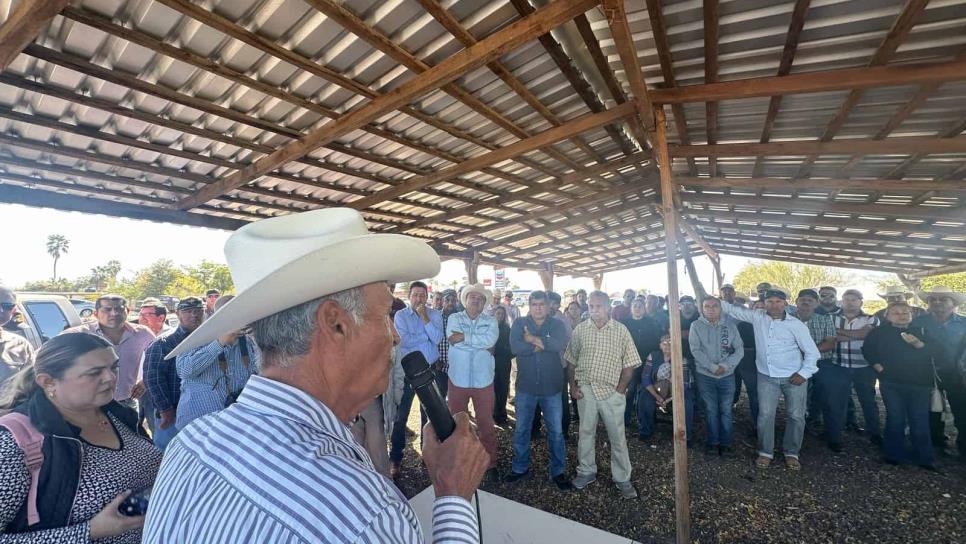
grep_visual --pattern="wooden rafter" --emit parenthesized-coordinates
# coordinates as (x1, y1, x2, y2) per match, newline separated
(676, 176, 966, 192)
(680, 193, 964, 221)
(752, 0, 812, 178)
(174, 0, 602, 210)
(690, 223, 963, 252)
(0, 0, 69, 70)
(702, 0, 719, 178)
(601, 0, 656, 132)
(669, 137, 966, 157)
(643, 0, 696, 175)
(793, 0, 931, 180)
(649, 58, 966, 104)
(681, 208, 964, 238)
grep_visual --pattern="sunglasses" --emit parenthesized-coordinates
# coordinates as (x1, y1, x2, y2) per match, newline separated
(0, 302, 15, 312)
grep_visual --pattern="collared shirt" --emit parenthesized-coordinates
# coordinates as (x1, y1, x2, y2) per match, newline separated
(445, 311, 499, 389)
(720, 301, 820, 379)
(0, 329, 34, 387)
(799, 313, 836, 361)
(64, 321, 155, 401)
(394, 306, 444, 365)
(551, 310, 573, 368)
(911, 313, 966, 375)
(143, 326, 190, 414)
(510, 315, 567, 396)
(144, 376, 477, 543)
(833, 312, 880, 368)
(175, 337, 260, 429)
(565, 318, 641, 401)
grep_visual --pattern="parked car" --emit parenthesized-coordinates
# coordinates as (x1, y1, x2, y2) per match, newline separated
(69, 298, 96, 318)
(12, 294, 83, 350)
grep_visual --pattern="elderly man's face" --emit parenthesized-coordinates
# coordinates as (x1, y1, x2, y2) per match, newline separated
(702, 298, 721, 321)
(442, 294, 457, 312)
(927, 295, 957, 317)
(344, 283, 401, 402)
(465, 292, 486, 314)
(138, 307, 166, 334)
(587, 295, 609, 322)
(842, 293, 863, 313)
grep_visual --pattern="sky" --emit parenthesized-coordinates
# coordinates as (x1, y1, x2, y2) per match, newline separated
(1, 202, 888, 296)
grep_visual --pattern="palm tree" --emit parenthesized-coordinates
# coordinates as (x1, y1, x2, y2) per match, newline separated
(46, 235, 70, 281)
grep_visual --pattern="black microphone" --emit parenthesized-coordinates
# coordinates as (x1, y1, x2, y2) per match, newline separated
(401, 351, 455, 441)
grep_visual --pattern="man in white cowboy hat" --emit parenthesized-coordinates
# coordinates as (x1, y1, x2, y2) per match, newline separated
(144, 209, 489, 543)
(874, 286, 925, 320)
(445, 283, 500, 476)
(910, 285, 966, 456)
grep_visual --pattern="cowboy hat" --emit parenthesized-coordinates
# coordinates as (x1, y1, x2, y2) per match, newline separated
(460, 283, 492, 308)
(916, 285, 966, 306)
(878, 285, 913, 300)
(168, 208, 440, 358)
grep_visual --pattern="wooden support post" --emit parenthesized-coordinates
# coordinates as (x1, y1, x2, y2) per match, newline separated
(0, 0, 70, 71)
(592, 274, 604, 291)
(654, 106, 691, 544)
(711, 255, 724, 293)
(464, 252, 480, 285)
(538, 262, 555, 292)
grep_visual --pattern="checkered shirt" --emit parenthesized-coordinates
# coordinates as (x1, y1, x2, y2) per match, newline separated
(800, 313, 836, 361)
(565, 318, 642, 400)
(833, 312, 880, 368)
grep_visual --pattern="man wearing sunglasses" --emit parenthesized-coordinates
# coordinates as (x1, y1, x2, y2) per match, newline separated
(0, 285, 34, 389)
(65, 294, 155, 409)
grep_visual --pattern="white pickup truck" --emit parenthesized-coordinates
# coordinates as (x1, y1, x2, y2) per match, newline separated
(7, 294, 83, 350)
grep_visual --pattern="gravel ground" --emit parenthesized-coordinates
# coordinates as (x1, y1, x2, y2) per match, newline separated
(393, 389, 966, 543)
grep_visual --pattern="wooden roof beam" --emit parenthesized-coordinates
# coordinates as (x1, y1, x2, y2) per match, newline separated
(793, 0, 930, 180)
(601, 0, 655, 133)
(680, 208, 964, 238)
(907, 262, 966, 279)
(690, 222, 964, 252)
(752, 0, 811, 178)
(170, 0, 602, 210)
(710, 247, 920, 275)
(650, 58, 966, 104)
(680, 193, 965, 221)
(643, 0, 697, 176)
(669, 137, 966, 157)
(0, 0, 69, 70)
(702, 0, 720, 178)
(497, 219, 666, 260)
(676, 176, 966, 192)
(345, 101, 636, 211)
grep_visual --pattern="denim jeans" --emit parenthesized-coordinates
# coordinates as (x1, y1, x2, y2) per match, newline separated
(389, 370, 448, 464)
(147, 410, 179, 452)
(757, 372, 808, 459)
(532, 376, 571, 435)
(824, 365, 881, 445)
(880, 381, 934, 466)
(512, 391, 566, 477)
(696, 373, 736, 447)
(637, 385, 693, 440)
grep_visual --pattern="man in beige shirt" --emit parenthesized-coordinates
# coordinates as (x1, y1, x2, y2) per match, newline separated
(0, 286, 34, 387)
(565, 290, 642, 499)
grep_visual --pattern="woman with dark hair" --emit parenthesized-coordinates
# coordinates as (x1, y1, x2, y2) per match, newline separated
(564, 301, 583, 329)
(0, 332, 162, 542)
(637, 335, 695, 446)
(492, 306, 513, 426)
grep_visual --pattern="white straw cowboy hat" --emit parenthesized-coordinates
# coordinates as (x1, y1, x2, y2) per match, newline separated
(460, 283, 492, 308)
(168, 208, 440, 358)
(878, 285, 914, 300)
(916, 285, 966, 306)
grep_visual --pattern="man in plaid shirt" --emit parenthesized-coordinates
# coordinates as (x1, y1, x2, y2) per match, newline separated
(794, 290, 839, 445)
(142, 297, 205, 450)
(826, 289, 882, 452)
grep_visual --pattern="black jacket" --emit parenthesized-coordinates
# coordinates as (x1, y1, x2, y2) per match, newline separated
(5, 390, 144, 532)
(862, 323, 935, 388)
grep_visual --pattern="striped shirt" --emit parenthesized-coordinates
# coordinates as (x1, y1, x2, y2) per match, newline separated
(144, 376, 478, 543)
(565, 318, 641, 400)
(834, 313, 880, 368)
(174, 336, 261, 429)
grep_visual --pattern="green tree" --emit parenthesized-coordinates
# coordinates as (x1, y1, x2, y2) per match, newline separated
(90, 260, 122, 291)
(180, 261, 234, 293)
(46, 234, 70, 280)
(733, 261, 849, 299)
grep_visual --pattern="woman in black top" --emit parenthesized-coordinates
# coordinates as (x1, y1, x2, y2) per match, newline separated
(862, 302, 935, 469)
(0, 332, 162, 543)
(492, 306, 514, 425)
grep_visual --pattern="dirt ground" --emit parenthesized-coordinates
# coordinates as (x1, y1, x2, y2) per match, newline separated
(392, 386, 966, 544)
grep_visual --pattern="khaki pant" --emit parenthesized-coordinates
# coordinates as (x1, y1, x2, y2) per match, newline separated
(351, 398, 390, 478)
(576, 384, 632, 483)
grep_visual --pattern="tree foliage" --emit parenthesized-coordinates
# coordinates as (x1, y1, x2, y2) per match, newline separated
(732, 261, 849, 299)
(45, 234, 70, 280)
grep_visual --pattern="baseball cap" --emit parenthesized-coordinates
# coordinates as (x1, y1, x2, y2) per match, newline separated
(177, 297, 204, 310)
(763, 289, 787, 301)
(797, 289, 819, 300)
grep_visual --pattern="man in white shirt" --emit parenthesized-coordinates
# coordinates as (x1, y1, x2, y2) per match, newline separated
(721, 289, 820, 471)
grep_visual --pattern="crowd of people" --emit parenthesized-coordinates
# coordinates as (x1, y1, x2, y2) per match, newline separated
(0, 205, 963, 542)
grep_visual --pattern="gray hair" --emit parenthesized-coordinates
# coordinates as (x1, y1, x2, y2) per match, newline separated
(250, 287, 366, 369)
(588, 290, 609, 303)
